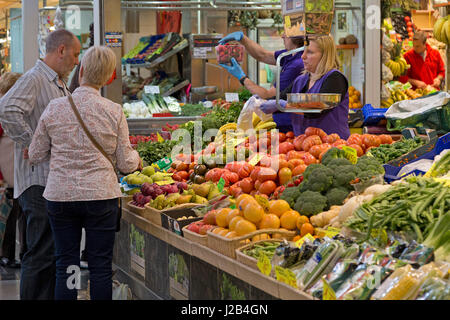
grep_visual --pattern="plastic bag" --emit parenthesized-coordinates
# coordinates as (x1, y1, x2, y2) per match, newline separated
(237, 95, 272, 131)
(415, 277, 450, 300)
(112, 280, 132, 300)
(381, 65, 393, 83)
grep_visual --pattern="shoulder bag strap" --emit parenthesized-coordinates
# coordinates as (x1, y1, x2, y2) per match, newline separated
(67, 94, 115, 170)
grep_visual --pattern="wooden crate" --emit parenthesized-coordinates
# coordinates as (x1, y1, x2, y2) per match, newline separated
(207, 228, 295, 259)
(182, 225, 208, 247)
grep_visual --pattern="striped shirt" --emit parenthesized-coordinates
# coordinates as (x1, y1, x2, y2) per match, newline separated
(0, 59, 69, 198)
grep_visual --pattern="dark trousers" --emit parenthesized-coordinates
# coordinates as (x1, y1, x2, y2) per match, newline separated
(17, 186, 55, 300)
(47, 198, 118, 300)
(1, 188, 27, 261)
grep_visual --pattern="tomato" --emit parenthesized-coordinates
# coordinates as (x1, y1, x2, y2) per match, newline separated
(172, 173, 182, 181)
(167, 168, 175, 173)
(257, 167, 278, 182)
(379, 134, 393, 145)
(259, 180, 277, 195)
(177, 171, 189, 180)
(228, 172, 239, 184)
(302, 135, 322, 152)
(309, 143, 331, 159)
(250, 166, 261, 182)
(238, 163, 253, 179)
(332, 139, 347, 147)
(305, 127, 327, 139)
(278, 132, 287, 143)
(347, 134, 363, 147)
(279, 142, 295, 154)
(287, 150, 304, 161)
(279, 159, 290, 169)
(229, 185, 243, 198)
(362, 134, 381, 149)
(254, 179, 262, 191)
(278, 167, 292, 185)
(286, 131, 295, 139)
(288, 158, 304, 170)
(206, 168, 223, 182)
(324, 133, 340, 144)
(299, 153, 317, 165)
(239, 178, 254, 194)
(292, 164, 307, 176)
(347, 144, 364, 157)
(293, 134, 306, 151)
(260, 155, 273, 168)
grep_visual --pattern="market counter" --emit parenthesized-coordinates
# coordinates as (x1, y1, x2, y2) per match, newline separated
(113, 206, 314, 300)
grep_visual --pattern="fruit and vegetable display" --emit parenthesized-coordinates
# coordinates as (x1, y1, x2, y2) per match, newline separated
(241, 241, 282, 260)
(366, 136, 424, 164)
(136, 139, 179, 166)
(123, 93, 181, 118)
(215, 43, 245, 64)
(348, 86, 362, 109)
(433, 14, 450, 47)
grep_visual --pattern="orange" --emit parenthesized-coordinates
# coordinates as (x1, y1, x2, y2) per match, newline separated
(216, 208, 232, 228)
(235, 219, 257, 236)
(268, 199, 291, 217)
(218, 228, 230, 237)
(280, 210, 301, 230)
(292, 235, 302, 242)
(296, 215, 310, 230)
(243, 202, 265, 224)
(252, 233, 271, 241)
(225, 231, 238, 239)
(259, 214, 281, 229)
(236, 194, 253, 208)
(300, 223, 314, 237)
(226, 209, 242, 225)
(238, 196, 258, 212)
(212, 227, 226, 234)
(229, 216, 244, 231)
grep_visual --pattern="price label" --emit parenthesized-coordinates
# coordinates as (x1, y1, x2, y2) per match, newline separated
(157, 132, 164, 142)
(275, 266, 287, 283)
(255, 195, 269, 211)
(275, 266, 297, 288)
(257, 252, 272, 276)
(322, 278, 336, 300)
(217, 177, 225, 192)
(193, 47, 207, 59)
(324, 227, 341, 238)
(144, 85, 160, 94)
(155, 157, 172, 170)
(163, 97, 173, 104)
(342, 145, 358, 164)
(248, 153, 263, 166)
(225, 92, 239, 102)
(295, 233, 315, 249)
(285, 16, 291, 28)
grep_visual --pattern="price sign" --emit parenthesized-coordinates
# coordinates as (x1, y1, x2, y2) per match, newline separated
(342, 146, 358, 164)
(295, 233, 315, 249)
(155, 178, 175, 186)
(275, 266, 297, 288)
(324, 227, 341, 238)
(275, 266, 287, 283)
(255, 195, 270, 210)
(322, 278, 336, 300)
(257, 252, 272, 276)
(217, 177, 225, 192)
(144, 85, 160, 94)
(284, 16, 291, 28)
(225, 92, 239, 102)
(155, 157, 172, 170)
(157, 132, 164, 142)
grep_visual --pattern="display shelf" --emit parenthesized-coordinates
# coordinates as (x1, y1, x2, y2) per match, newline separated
(125, 40, 189, 69)
(161, 80, 190, 97)
(126, 116, 200, 135)
(121, 207, 315, 300)
(433, 2, 450, 8)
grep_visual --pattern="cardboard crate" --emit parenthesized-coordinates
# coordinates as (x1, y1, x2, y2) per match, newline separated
(160, 204, 205, 237)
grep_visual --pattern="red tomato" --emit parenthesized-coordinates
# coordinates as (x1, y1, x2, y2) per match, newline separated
(257, 167, 278, 182)
(279, 142, 295, 154)
(287, 150, 304, 161)
(347, 134, 363, 147)
(302, 135, 322, 152)
(177, 171, 189, 180)
(278, 132, 287, 143)
(286, 131, 295, 139)
(300, 153, 317, 165)
(172, 173, 182, 181)
(278, 167, 292, 185)
(239, 178, 254, 194)
(362, 134, 381, 149)
(250, 166, 261, 182)
(288, 158, 304, 170)
(305, 127, 327, 139)
(309, 144, 331, 159)
(259, 180, 277, 195)
(324, 133, 340, 144)
(332, 139, 347, 147)
(292, 164, 307, 176)
(379, 134, 393, 145)
(293, 134, 307, 151)
(228, 172, 239, 184)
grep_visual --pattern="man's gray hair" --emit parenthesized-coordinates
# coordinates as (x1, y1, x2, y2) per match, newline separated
(45, 29, 77, 53)
(413, 31, 428, 44)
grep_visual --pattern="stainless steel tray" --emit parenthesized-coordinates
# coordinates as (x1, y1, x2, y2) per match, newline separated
(191, 86, 218, 95)
(279, 93, 341, 113)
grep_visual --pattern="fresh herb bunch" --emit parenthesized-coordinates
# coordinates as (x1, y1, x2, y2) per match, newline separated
(136, 139, 179, 165)
(237, 87, 252, 102)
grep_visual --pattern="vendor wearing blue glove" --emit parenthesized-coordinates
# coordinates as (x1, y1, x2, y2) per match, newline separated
(261, 36, 350, 140)
(218, 31, 304, 132)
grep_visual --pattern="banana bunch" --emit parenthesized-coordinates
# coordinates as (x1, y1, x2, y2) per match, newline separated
(218, 122, 237, 134)
(254, 120, 277, 133)
(405, 88, 422, 100)
(433, 15, 450, 45)
(380, 98, 394, 108)
(385, 57, 409, 77)
(252, 113, 261, 128)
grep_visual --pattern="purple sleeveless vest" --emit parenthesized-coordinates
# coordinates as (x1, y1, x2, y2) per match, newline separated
(289, 69, 350, 140)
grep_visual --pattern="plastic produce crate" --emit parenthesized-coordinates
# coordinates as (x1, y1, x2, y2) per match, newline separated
(383, 132, 450, 183)
(362, 104, 389, 126)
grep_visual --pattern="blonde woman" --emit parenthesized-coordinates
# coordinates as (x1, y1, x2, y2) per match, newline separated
(261, 35, 350, 139)
(28, 46, 141, 300)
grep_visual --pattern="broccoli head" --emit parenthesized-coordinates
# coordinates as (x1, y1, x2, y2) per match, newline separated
(321, 147, 347, 166)
(300, 164, 334, 193)
(280, 186, 301, 208)
(294, 191, 328, 217)
(302, 163, 326, 181)
(325, 157, 353, 169)
(326, 187, 350, 207)
(355, 156, 385, 181)
(332, 164, 360, 188)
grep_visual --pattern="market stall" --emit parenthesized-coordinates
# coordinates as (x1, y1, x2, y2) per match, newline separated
(106, 0, 450, 301)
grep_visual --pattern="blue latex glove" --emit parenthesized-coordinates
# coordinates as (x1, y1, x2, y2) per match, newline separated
(219, 31, 244, 45)
(219, 58, 246, 80)
(260, 99, 287, 114)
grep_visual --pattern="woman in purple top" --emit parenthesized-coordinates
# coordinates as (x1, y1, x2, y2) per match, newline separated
(261, 36, 350, 140)
(218, 31, 304, 132)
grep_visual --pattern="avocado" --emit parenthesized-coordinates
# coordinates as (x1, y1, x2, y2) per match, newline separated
(194, 175, 206, 184)
(189, 172, 196, 181)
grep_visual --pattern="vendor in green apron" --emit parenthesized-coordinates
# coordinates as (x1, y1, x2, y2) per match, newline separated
(218, 31, 304, 132)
